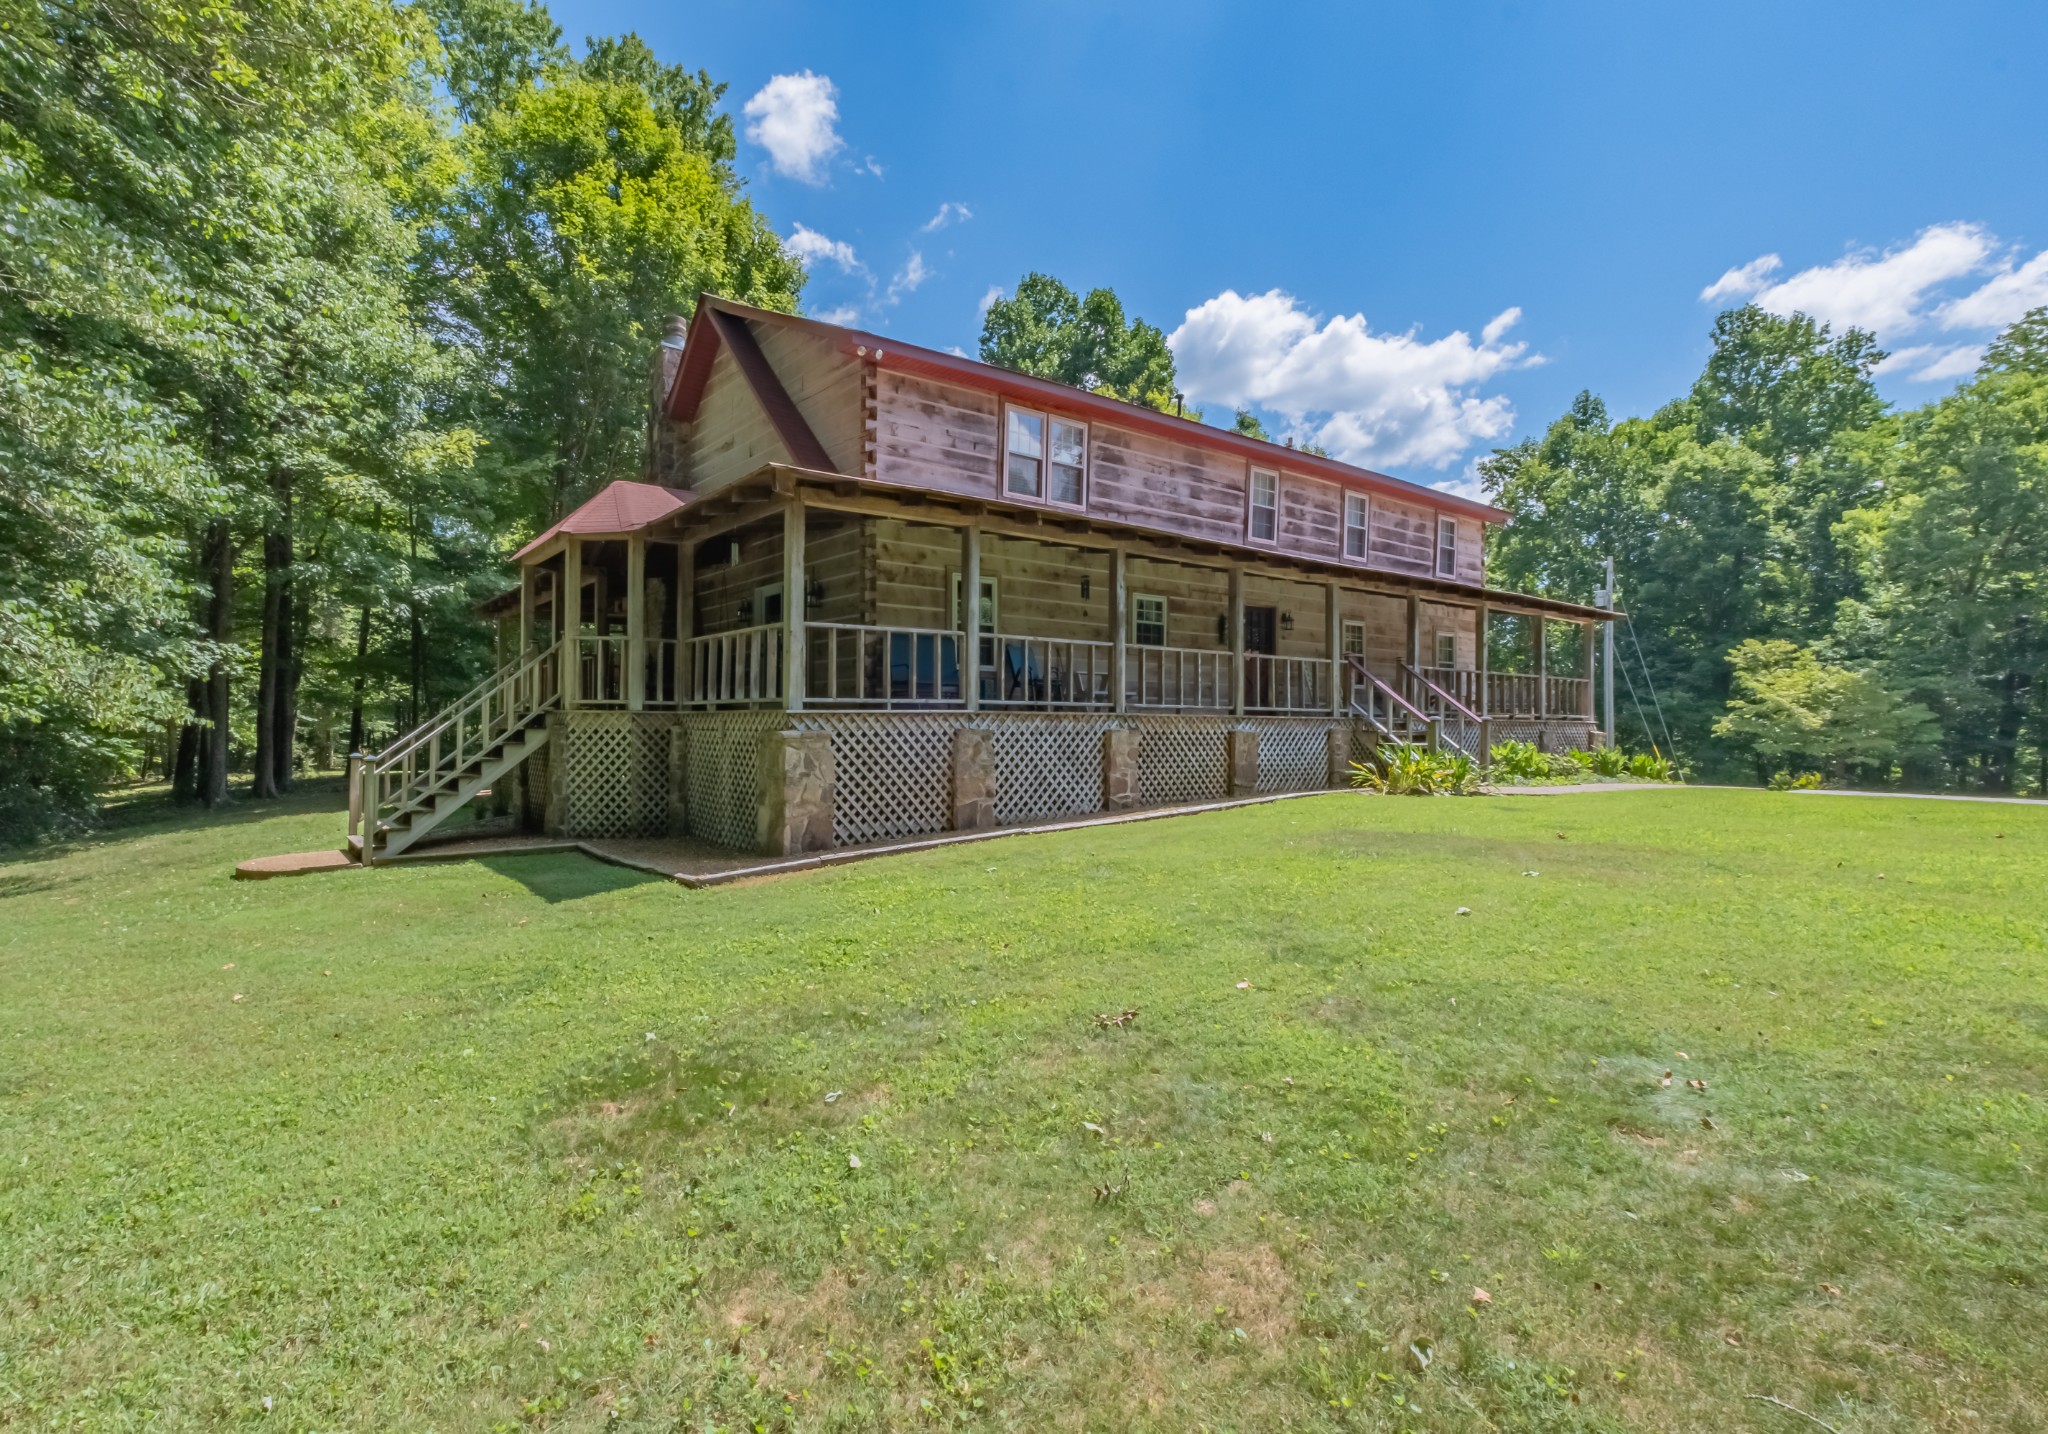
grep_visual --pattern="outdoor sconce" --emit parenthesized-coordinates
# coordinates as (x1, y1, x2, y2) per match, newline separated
(736, 597, 753, 624)
(1217, 614, 1228, 645)
(1080, 575, 1091, 599)
(1280, 611, 1295, 634)
(806, 576, 826, 609)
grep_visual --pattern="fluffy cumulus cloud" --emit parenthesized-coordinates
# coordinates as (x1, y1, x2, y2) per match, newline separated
(742, 72, 844, 184)
(1167, 290, 1538, 472)
(785, 223, 862, 274)
(1701, 222, 2048, 382)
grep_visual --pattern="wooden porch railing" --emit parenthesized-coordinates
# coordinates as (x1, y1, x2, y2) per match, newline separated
(979, 633, 1114, 708)
(1126, 645, 1232, 710)
(806, 622, 962, 709)
(682, 623, 784, 706)
(1403, 663, 1485, 760)
(1245, 654, 1330, 714)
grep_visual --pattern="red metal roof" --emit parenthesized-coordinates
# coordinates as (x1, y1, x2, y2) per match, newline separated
(513, 480, 695, 561)
(668, 294, 1511, 525)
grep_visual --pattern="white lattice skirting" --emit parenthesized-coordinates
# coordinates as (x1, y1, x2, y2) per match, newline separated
(558, 712, 672, 837)
(550, 709, 1367, 853)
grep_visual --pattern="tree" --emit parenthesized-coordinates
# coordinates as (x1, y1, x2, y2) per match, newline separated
(1860, 344, 2048, 792)
(437, 67, 802, 524)
(1691, 305, 1887, 467)
(1715, 639, 1937, 782)
(980, 274, 1180, 411)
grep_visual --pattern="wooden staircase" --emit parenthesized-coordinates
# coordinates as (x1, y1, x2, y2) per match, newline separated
(348, 642, 561, 864)
(1347, 655, 1439, 750)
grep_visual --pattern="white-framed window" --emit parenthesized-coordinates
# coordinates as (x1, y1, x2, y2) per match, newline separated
(1342, 619, 1366, 658)
(1434, 630, 1457, 668)
(1248, 469, 1278, 543)
(950, 572, 998, 630)
(1005, 406, 1045, 498)
(1048, 417, 1086, 506)
(1344, 493, 1370, 560)
(1004, 406, 1088, 506)
(1436, 515, 1459, 577)
(1132, 594, 1167, 647)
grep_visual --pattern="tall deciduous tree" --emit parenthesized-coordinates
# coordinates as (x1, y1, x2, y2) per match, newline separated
(980, 274, 1181, 412)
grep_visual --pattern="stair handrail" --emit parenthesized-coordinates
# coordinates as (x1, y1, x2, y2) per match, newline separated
(1400, 662, 1482, 724)
(1347, 656, 1431, 729)
(359, 640, 561, 834)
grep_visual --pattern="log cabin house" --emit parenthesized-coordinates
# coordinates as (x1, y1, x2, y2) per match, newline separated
(347, 295, 1616, 863)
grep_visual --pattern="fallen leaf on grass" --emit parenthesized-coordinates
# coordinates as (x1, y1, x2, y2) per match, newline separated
(824, 1091, 842, 1103)
(1454, 906, 1472, 916)
(1470, 1287, 1492, 1306)
(1687, 1078, 1708, 1092)
(846, 1154, 862, 1170)
(232, 993, 244, 1002)
(222, 962, 234, 970)
(1235, 981, 1251, 990)
(1819, 1282, 1841, 1296)
(1408, 1338, 1434, 1371)
(1660, 1071, 1673, 1088)
(1082, 1121, 1106, 1137)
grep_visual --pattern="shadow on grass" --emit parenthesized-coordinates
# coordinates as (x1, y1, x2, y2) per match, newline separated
(476, 852, 664, 903)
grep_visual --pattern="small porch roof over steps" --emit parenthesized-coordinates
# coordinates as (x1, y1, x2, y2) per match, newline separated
(512, 480, 697, 562)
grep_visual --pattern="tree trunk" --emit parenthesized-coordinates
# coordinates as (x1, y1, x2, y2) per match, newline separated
(253, 471, 296, 796)
(347, 603, 371, 756)
(197, 521, 233, 808)
(172, 680, 202, 804)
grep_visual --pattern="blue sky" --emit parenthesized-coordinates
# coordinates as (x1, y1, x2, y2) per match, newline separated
(550, 0, 2048, 492)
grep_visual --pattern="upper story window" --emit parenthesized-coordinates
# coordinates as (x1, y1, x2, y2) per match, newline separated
(1344, 493, 1370, 560)
(1436, 515, 1459, 577)
(1248, 469, 1278, 543)
(1005, 406, 1087, 507)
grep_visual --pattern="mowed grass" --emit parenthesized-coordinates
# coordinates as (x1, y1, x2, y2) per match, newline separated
(2, 787, 2045, 1433)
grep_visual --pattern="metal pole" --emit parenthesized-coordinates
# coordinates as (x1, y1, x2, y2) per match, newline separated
(1599, 556, 1617, 747)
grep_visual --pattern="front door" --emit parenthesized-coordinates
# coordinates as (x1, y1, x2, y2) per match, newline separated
(1244, 605, 1277, 707)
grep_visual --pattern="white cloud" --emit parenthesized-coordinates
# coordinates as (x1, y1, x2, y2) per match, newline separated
(920, 201, 973, 233)
(810, 304, 863, 327)
(1938, 248, 2048, 331)
(977, 284, 1004, 318)
(886, 250, 931, 303)
(1874, 342, 1986, 384)
(1168, 289, 1537, 471)
(1699, 223, 1995, 336)
(785, 223, 862, 274)
(1701, 254, 1783, 304)
(742, 72, 844, 184)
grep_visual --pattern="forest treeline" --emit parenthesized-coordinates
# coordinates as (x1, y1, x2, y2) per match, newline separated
(1482, 305, 2048, 791)
(4, 0, 2045, 843)
(1, 0, 801, 840)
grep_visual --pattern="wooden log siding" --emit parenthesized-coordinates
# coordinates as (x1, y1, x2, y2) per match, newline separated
(686, 347, 789, 493)
(1417, 600, 1479, 669)
(1125, 555, 1232, 652)
(870, 521, 1112, 639)
(755, 321, 864, 475)
(872, 370, 1001, 497)
(1277, 474, 1343, 559)
(1088, 424, 1248, 544)
(1367, 494, 1436, 576)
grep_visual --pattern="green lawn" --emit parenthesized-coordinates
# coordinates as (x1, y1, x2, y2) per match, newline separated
(3, 786, 2044, 1433)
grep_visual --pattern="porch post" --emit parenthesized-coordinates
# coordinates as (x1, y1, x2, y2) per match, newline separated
(561, 539, 582, 708)
(782, 500, 806, 710)
(962, 519, 982, 712)
(1580, 619, 1597, 719)
(518, 564, 535, 659)
(1325, 579, 1342, 717)
(626, 534, 646, 711)
(1110, 545, 1128, 714)
(1536, 617, 1549, 720)
(1476, 602, 1490, 715)
(1228, 565, 1246, 717)
(1405, 594, 1421, 668)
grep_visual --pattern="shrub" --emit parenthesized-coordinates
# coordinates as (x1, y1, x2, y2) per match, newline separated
(1627, 752, 1675, 782)
(1767, 770, 1826, 791)
(1350, 744, 1483, 796)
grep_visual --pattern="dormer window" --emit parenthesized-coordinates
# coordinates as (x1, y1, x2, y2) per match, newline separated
(1005, 406, 1087, 507)
(1248, 469, 1278, 543)
(1436, 515, 1458, 577)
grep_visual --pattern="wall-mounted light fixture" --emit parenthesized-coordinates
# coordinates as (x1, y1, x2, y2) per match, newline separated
(1080, 575, 1091, 600)
(1280, 611, 1295, 635)
(1217, 614, 1228, 645)
(806, 576, 826, 610)
(736, 597, 753, 624)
